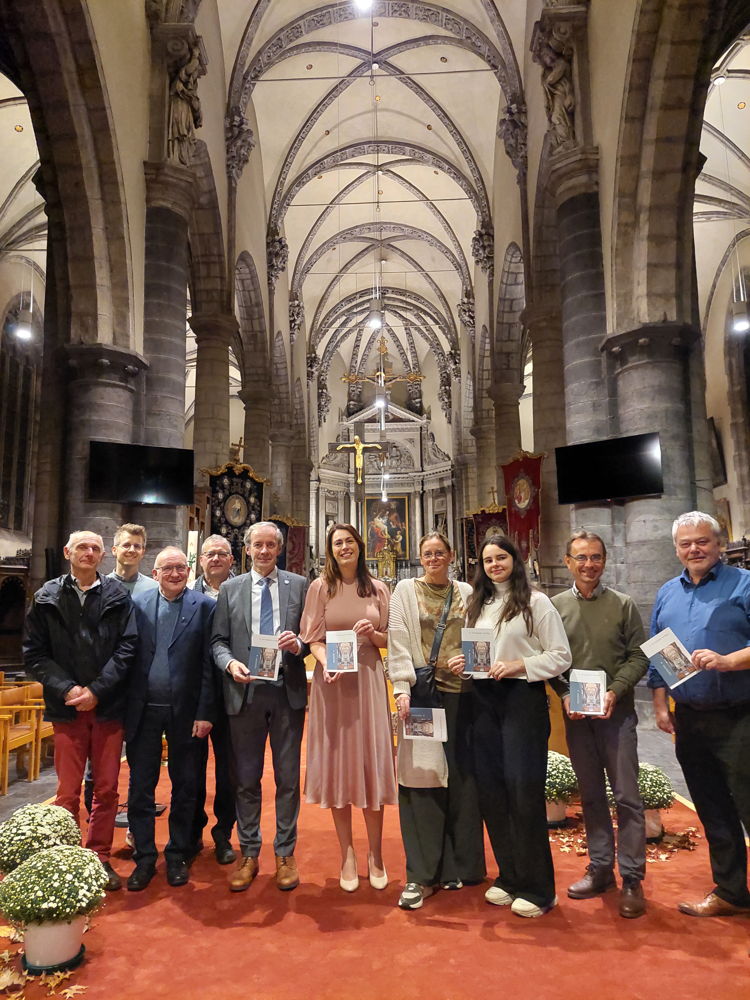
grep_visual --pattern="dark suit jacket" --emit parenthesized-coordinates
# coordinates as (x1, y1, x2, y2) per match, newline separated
(211, 569, 309, 713)
(126, 587, 216, 743)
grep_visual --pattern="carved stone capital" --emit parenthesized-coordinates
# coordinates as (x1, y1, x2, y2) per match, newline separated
(603, 323, 699, 371)
(457, 293, 476, 334)
(188, 312, 238, 345)
(289, 296, 304, 346)
(547, 144, 600, 206)
(144, 160, 199, 221)
(489, 380, 525, 406)
(497, 100, 528, 175)
(306, 352, 320, 383)
(65, 343, 148, 390)
(471, 228, 494, 276)
(267, 231, 289, 285)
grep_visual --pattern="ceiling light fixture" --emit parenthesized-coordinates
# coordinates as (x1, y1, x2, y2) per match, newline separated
(354, 0, 373, 11)
(14, 308, 33, 340)
(731, 299, 750, 334)
(713, 74, 727, 86)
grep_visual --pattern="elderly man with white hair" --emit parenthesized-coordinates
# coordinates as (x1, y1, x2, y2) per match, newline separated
(648, 510, 750, 918)
(23, 529, 137, 891)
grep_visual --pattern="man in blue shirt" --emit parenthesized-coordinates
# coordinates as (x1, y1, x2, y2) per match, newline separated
(648, 511, 750, 917)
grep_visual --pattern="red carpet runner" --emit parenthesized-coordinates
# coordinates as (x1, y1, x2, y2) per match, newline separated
(17, 748, 750, 999)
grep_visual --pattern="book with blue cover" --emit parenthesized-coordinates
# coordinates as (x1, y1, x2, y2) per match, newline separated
(569, 668, 608, 714)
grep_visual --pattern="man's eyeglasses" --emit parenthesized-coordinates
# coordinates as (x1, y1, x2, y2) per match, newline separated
(569, 554, 604, 564)
(155, 563, 189, 574)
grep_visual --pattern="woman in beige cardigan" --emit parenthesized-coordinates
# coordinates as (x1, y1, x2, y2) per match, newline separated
(388, 531, 484, 910)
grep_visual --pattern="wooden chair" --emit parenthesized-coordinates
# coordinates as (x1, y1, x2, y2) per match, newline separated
(0, 686, 42, 794)
(21, 682, 53, 778)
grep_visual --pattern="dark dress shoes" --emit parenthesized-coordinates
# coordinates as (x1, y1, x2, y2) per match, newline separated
(214, 840, 237, 866)
(102, 861, 122, 892)
(619, 877, 646, 918)
(166, 859, 190, 887)
(127, 864, 156, 892)
(678, 892, 750, 917)
(567, 864, 616, 899)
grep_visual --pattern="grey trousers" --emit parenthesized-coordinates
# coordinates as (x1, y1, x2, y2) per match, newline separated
(228, 683, 305, 858)
(564, 701, 645, 880)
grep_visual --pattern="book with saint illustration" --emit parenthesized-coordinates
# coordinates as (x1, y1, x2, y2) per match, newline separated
(461, 627, 494, 678)
(325, 629, 359, 673)
(641, 627, 701, 689)
(569, 668, 608, 714)
(403, 707, 448, 742)
(248, 633, 280, 680)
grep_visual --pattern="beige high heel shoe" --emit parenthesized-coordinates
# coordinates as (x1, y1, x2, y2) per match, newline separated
(368, 853, 388, 890)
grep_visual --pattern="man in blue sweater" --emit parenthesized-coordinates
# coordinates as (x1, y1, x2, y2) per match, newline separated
(648, 511, 750, 917)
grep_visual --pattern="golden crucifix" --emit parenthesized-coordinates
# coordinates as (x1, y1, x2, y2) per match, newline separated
(341, 335, 425, 388)
(336, 435, 382, 485)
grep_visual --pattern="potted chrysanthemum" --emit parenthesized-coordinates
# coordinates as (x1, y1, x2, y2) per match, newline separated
(0, 844, 108, 974)
(605, 762, 675, 841)
(0, 803, 81, 874)
(545, 751, 578, 826)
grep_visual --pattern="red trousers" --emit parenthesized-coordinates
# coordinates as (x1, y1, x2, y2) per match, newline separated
(53, 713, 124, 862)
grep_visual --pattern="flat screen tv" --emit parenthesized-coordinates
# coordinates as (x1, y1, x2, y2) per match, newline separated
(555, 432, 663, 505)
(88, 441, 194, 506)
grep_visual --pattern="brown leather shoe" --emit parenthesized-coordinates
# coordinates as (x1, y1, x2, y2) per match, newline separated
(275, 855, 299, 891)
(619, 877, 646, 918)
(678, 892, 750, 917)
(567, 864, 616, 899)
(229, 856, 259, 893)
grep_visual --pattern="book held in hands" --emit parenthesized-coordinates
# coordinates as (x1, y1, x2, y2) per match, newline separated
(403, 707, 448, 742)
(569, 668, 608, 715)
(641, 627, 701, 689)
(325, 629, 359, 673)
(461, 628, 494, 678)
(248, 633, 280, 681)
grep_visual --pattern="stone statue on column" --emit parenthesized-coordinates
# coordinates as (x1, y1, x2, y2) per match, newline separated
(532, 24, 576, 150)
(167, 43, 204, 166)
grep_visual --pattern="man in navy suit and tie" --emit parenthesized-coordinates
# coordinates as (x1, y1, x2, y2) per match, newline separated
(125, 547, 216, 891)
(212, 522, 309, 893)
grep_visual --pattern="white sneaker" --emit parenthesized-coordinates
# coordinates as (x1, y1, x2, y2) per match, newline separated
(485, 884, 514, 906)
(511, 895, 558, 918)
(398, 883, 435, 910)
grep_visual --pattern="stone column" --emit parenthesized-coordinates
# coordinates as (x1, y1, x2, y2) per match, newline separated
(414, 481, 424, 553)
(525, 306, 569, 584)
(491, 380, 524, 491)
(292, 454, 312, 525)
(270, 428, 293, 515)
(605, 324, 698, 620)
(63, 344, 147, 541)
(239, 386, 271, 483)
(189, 312, 238, 481)
(471, 422, 497, 509)
(550, 147, 618, 555)
(139, 161, 198, 555)
(309, 478, 319, 558)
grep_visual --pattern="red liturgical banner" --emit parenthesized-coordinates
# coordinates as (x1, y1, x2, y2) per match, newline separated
(500, 451, 544, 561)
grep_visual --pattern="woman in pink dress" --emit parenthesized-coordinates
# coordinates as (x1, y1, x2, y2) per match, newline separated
(300, 523, 397, 891)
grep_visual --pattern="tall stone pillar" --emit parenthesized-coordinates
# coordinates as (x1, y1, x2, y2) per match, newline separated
(472, 423, 497, 509)
(292, 454, 312, 525)
(139, 162, 197, 555)
(605, 324, 698, 619)
(239, 387, 271, 483)
(270, 428, 293, 515)
(491, 380, 524, 487)
(525, 306, 569, 584)
(551, 148, 618, 556)
(189, 312, 237, 479)
(63, 344, 147, 542)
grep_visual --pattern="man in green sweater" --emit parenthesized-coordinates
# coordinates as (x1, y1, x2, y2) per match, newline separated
(551, 530, 649, 918)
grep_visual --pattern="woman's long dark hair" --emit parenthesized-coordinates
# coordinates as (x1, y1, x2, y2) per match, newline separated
(323, 523, 375, 598)
(466, 534, 534, 636)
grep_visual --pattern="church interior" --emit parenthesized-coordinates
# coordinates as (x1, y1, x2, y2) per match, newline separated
(0, 3, 749, 996)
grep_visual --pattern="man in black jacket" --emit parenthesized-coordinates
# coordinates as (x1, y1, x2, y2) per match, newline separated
(23, 530, 136, 890)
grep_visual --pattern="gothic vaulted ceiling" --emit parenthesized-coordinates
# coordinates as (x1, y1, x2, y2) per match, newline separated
(220, 0, 525, 405)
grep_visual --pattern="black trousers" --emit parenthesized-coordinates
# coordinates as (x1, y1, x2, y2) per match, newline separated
(398, 690, 485, 886)
(675, 702, 750, 907)
(127, 705, 203, 866)
(473, 680, 555, 908)
(228, 683, 305, 858)
(192, 710, 237, 847)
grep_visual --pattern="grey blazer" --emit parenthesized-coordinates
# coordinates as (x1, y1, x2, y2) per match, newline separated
(211, 570, 310, 713)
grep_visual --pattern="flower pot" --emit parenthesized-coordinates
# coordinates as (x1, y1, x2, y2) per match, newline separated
(644, 808, 664, 841)
(22, 916, 86, 975)
(546, 799, 568, 826)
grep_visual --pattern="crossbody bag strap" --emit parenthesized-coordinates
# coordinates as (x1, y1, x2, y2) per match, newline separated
(426, 585, 454, 668)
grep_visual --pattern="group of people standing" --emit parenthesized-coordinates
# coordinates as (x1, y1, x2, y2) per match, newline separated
(22, 510, 750, 925)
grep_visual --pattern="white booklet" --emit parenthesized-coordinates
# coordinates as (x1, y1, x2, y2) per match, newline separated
(569, 668, 608, 714)
(641, 627, 701, 689)
(325, 629, 359, 673)
(403, 707, 448, 742)
(248, 633, 280, 681)
(461, 628, 494, 678)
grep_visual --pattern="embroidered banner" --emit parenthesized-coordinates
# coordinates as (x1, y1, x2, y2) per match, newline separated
(500, 452, 544, 561)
